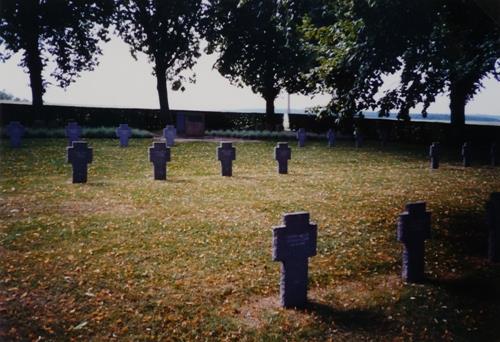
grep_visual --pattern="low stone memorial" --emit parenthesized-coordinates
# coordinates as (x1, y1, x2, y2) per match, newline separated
(148, 142, 171, 180)
(429, 142, 440, 169)
(462, 142, 471, 167)
(397, 201, 431, 283)
(163, 125, 177, 147)
(297, 128, 306, 148)
(486, 192, 500, 262)
(66, 141, 93, 183)
(272, 212, 317, 308)
(274, 142, 291, 174)
(217, 142, 236, 176)
(491, 143, 497, 167)
(327, 129, 335, 148)
(116, 124, 132, 147)
(65, 122, 82, 146)
(6, 121, 25, 148)
(354, 127, 363, 148)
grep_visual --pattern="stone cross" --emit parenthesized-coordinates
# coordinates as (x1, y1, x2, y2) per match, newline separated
(272, 212, 317, 308)
(297, 128, 306, 148)
(66, 141, 93, 183)
(217, 141, 236, 176)
(274, 142, 291, 174)
(148, 142, 171, 180)
(65, 122, 82, 146)
(397, 201, 431, 283)
(6, 121, 25, 148)
(491, 143, 497, 167)
(486, 192, 500, 262)
(354, 127, 363, 148)
(116, 124, 132, 147)
(327, 129, 335, 148)
(429, 142, 440, 169)
(462, 142, 471, 167)
(163, 125, 177, 147)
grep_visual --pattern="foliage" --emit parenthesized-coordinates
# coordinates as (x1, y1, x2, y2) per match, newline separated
(113, 0, 203, 123)
(206, 129, 324, 140)
(0, 89, 28, 102)
(1, 139, 500, 339)
(0, 0, 113, 107)
(0, 126, 153, 139)
(303, 0, 500, 126)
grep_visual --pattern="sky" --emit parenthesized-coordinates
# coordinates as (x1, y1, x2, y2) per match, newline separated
(1, 35, 499, 115)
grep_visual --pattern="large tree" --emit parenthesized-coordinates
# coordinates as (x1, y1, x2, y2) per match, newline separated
(0, 0, 113, 114)
(204, 0, 313, 127)
(113, 0, 203, 124)
(303, 0, 500, 127)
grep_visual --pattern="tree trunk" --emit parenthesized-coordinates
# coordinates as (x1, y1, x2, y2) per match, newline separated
(449, 84, 466, 127)
(265, 96, 276, 131)
(155, 63, 172, 125)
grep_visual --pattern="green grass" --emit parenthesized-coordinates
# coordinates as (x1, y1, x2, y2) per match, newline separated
(1, 138, 500, 341)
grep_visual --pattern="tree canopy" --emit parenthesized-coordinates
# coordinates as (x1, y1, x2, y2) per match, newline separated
(113, 0, 203, 124)
(0, 0, 113, 112)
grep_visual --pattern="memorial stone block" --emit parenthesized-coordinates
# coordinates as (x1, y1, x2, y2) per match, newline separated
(272, 212, 317, 308)
(486, 192, 500, 262)
(462, 142, 471, 167)
(297, 128, 306, 148)
(430, 142, 440, 169)
(397, 201, 431, 283)
(217, 142, 236, 176)
(163, 125, 177, 147)
(116, 124, 132, 147)
(66, 141, 93, 183)
(354, 127, 363, 148)
(6, 121, 25, 148)
(327, 129, 335, 148)
(148, 142, 171, 180)
(65, 122, 82, 146)
(274, 142, 291, 174)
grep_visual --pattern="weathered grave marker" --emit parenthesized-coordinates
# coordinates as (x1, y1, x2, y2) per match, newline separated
(327, 129, 335, 148)
(148, 142, 171, 180)
(354, 127, 363, 148)
(491, 143, 497, 167)
(397, 201, 431, 283)
(486, 192, 500, 262)
(462, 142, 471, 167)
(6, 121, 25, 148)
(217, 142, 236, 176)
(116, 124, 132, 147)
(272, 212, 317, 308)
(274, 142, 291, 174)
(297, 128, 306, 148)
(163, 125, 177, 147)
(66, 141, 93, 183)
(429, 142, 440, 169)
(65, 122, 82, 146)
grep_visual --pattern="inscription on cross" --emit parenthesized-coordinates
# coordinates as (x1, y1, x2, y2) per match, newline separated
(462, 142, 471, 167)
(217, 142, 236, 176)
(274, 142, 291, 174)
(116, 124, 132, 147)
(429, 142, 440, 169)
(486, 192, 500, 262)
(6, 121, 25, 148)
(163, 125, 177, 147)
(148, 142, 171, 180)
(397, 201, 431, 283)
(65, 122, 82, 146)
(66, 141, 93, 183)
(272, 212, 317, 308)
(297, 128, 306, 147)
(327, 129, 335, 148)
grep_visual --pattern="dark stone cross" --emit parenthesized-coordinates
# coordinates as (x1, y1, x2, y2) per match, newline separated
(327, 129, 335, 148)
(354, 127, 363, 148)
(274, 142, 291, 174)
(429, 142, 440, 169)
(65, 122, 82, 146)
(462, 142, 471, 167)
(297, 128, 306, 147)
(491, 143, 497, 167)
(116, 124, 132, 147)
(217, 141, 236, 176)
(272, 212, 317, 308)
(148, 142, 171, 180)
(486, 192, 500, 262)
(163, 125, 177, 147)
(6, 121, 25, 148)
(397, 201, 431, 283)
(66, 141, 93, 183)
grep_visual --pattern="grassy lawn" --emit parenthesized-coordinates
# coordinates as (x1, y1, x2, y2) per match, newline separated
(1, 138, 500, 341)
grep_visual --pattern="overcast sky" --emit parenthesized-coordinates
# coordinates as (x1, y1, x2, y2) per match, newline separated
(1, 36, 499, 115)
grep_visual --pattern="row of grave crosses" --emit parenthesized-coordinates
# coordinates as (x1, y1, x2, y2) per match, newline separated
(274, 194, 500, 309)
